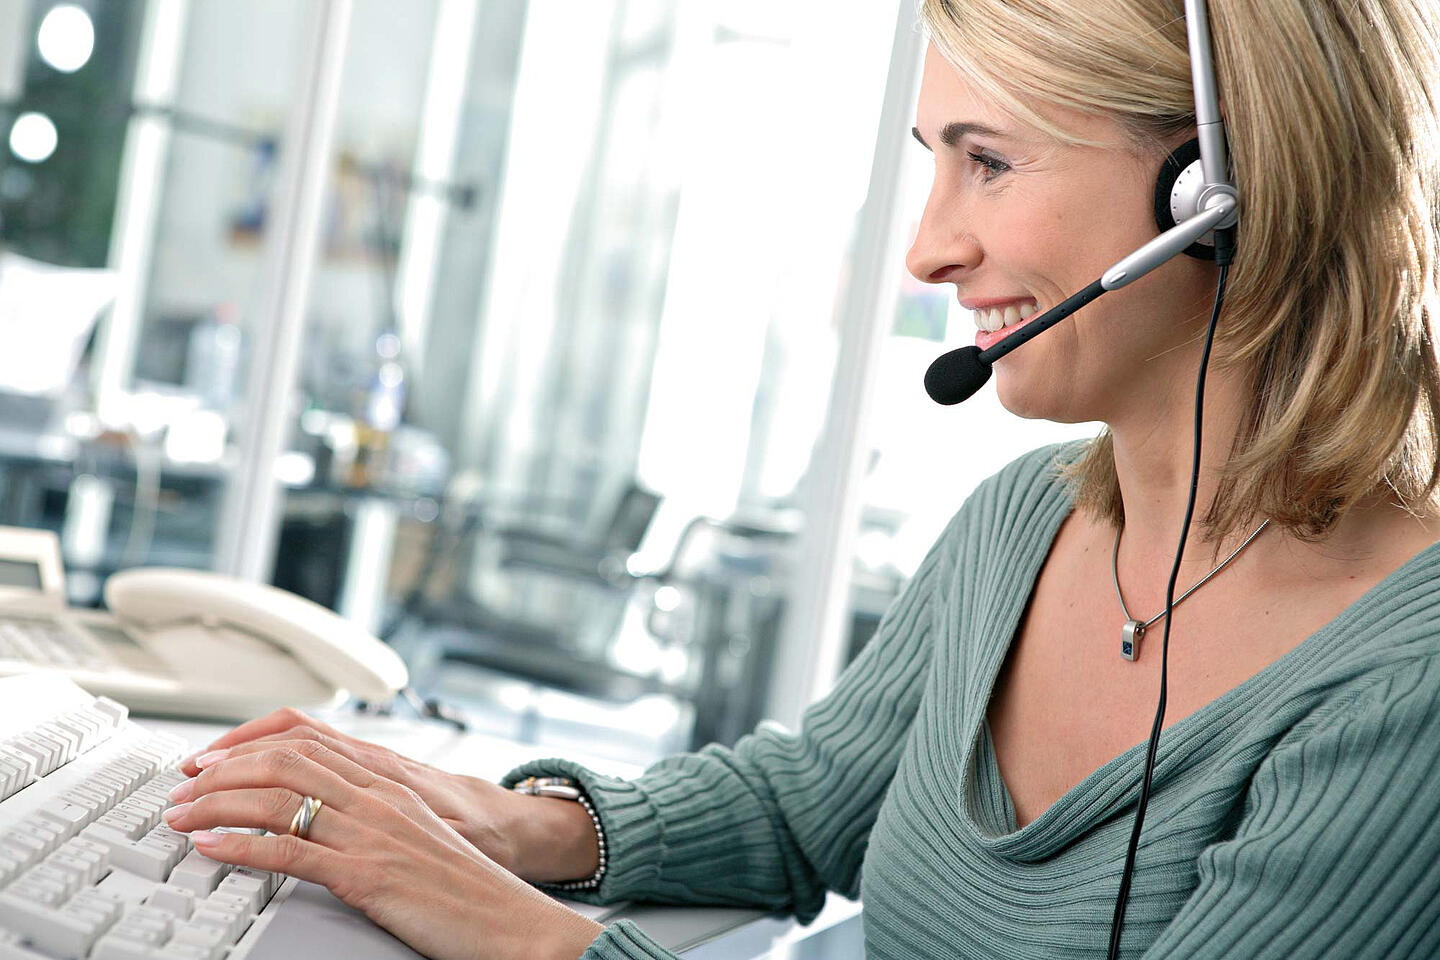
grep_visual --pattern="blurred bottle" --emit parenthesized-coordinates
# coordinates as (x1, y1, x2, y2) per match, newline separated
(347, 330, 406, 489)
(185, 302, 243, 411)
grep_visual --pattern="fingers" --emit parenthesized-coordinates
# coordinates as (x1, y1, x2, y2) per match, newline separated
(172, 742, 470, 861)
(172, 746, 358, 814)
(164, 787, 329, 840)
(189, 830, 349, 891)
(180, 707, 344, 774)
(196, 738, 384, 793)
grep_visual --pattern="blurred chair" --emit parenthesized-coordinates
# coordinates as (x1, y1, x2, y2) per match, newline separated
(490, 481, 661, 587)
(386, 480, 673, 702)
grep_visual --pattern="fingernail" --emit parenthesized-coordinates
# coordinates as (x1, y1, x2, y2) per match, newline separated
(168, 779, 195, 802)
(191, 830, 222, 847)
(162, 802, 192, 824)
(195, 749, 230, 768)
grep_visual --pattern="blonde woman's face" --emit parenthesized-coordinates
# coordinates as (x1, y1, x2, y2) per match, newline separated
(906, 44, 1219, 424)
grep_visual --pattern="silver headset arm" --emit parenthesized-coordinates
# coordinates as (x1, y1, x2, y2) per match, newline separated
(1185, 0, 1238, 228)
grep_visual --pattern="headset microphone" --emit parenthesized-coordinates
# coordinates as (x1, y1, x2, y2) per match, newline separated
(922, 197, 1236, 405)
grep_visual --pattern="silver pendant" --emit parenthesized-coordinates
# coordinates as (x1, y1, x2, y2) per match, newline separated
(1121, 619, 1146, 661)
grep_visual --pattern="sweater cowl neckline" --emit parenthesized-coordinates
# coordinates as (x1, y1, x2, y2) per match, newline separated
(953, 449, 1440, 860)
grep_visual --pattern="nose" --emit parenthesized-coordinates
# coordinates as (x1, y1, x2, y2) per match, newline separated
(905, 183, 983, 284)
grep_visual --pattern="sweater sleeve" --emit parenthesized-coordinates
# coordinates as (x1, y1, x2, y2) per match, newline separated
(502, 502, 964, 936)
(1141, 656, 1440, 959)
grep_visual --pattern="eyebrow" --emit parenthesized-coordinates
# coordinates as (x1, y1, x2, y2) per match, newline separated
(910, 121, 1008, 151)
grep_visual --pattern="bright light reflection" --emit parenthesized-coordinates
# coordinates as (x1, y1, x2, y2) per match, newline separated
(9, 113, 57, 163)
(622, 696, 681, 733)
(37, 4, 95, 73)
(653, 585, 682, 612)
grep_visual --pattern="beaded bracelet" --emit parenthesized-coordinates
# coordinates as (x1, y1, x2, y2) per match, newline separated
(510, 776, 608, 893)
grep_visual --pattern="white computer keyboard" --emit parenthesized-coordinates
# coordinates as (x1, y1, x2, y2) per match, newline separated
(0, 616, 115, 673)
(0, 673, 284, 960)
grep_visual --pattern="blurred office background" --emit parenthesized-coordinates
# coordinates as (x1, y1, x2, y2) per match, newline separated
(0, 0, 1087, 766)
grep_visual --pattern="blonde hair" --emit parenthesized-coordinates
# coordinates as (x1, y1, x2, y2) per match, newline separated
(921, 0, 1440, 543)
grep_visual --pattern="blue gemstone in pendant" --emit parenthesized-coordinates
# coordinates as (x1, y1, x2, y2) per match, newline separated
(1121, 619, 1145, 661)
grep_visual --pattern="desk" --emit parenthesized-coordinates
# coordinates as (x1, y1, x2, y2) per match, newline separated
(142, 708, 864, 960)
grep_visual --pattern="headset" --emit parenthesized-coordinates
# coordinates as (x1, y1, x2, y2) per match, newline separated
(920, 2, 1236, 956)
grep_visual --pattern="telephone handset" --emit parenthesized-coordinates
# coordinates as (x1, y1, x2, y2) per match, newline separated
(107, 568, 409, 705)
(0, 527, 408, 721)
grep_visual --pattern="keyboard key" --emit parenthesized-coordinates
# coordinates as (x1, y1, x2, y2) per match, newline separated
(169, 920, 227, 947)
(0, 839, 40, 871)
(0, 754, 26, 800)
(215, 874, 266, 914)
(82, 823, 139, 855)
(0, 891, 108, 957)
(61, 836, 110, 872)
(37, 799, 93, 833)
(11, 735, 58, 777)
(14, 819, 62, 857)
(68, 889, 123, 926)
(167, 852, 230, 897)
(52, 716, 96, 752)
(111, 838, 182, 882)
(188, 906, 244, 945)
(203, 891, 252, 924)
(92, 697, 129, 726)
(1, 832, 46, 863)
(231, 866, 280, 900)
(120, 905, 172, 937)
(33, 855, 90, 894)
(0, 744, 38, 787)
(35, 722, 78, 764)
(96, 811, 148, 842)
(0, 931, 51, 960)
(145, 886, 194, 920)
(93, 934, 165, 960)
(67, 784, 111, 812)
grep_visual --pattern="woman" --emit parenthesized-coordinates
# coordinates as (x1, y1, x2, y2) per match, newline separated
(160, 0, 1440, 956)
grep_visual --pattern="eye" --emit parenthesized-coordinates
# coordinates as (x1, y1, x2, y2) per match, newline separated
(967, 150, 1010, 182)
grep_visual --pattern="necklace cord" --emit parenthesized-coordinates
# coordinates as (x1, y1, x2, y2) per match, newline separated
(1107, 263, 1230, 958)
(1113, 517, 1269, 629)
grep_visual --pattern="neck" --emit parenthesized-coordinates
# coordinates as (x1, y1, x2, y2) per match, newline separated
(1107, 358, 1255, 574)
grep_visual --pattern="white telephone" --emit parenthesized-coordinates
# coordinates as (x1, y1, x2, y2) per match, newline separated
(0, 526, 408, 720)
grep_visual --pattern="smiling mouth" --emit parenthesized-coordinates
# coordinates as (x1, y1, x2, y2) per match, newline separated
(972, 299, 1039, 333)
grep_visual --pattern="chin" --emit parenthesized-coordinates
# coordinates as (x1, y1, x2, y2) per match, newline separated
(993, 361, 1093, 424)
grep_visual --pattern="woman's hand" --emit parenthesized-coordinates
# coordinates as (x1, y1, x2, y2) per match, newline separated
(179, 709, 599, 883)
(164, 741, 603, 960)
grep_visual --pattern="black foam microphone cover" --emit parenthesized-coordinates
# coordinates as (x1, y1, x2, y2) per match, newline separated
(924, 345, 992, 405)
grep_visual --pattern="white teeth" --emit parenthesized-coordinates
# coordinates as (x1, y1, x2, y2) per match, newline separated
(972, 301, 1039, 332)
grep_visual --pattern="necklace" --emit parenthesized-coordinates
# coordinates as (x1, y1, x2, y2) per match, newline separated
(1112, 518, 1270, 661)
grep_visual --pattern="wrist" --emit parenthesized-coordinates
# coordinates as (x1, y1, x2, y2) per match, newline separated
(540, 908, 604, 960)
(472, 871, 604, 960)
(515, 794, 602, 885)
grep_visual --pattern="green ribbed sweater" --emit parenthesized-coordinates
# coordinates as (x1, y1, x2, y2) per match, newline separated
(505, 442, 1440, 959)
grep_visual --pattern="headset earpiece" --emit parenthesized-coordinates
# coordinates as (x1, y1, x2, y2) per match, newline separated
(1154, 137, 1217, 261)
